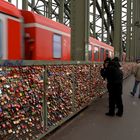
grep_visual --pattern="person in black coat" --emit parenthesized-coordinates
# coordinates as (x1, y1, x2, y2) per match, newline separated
(100, 57, 123, 117)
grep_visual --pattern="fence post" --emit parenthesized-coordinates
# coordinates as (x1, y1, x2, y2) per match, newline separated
(43, 66, 48, 130)
(89, 64, 92, 99)
(71, 66, 76, 112)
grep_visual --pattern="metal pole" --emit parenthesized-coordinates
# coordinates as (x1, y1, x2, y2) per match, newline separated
(48, 0, 52, 19)
(44, 2, 46, 17)
(93, 0, 96, 38)
(136, 0, 140, 58)
(43, 66, 48, 129)
(101, 0, 104, 42)
(132, 0, 137, 60)
(113, 0, 122, 59)
(85, 0, 90, 61)
(59, 0, 64, 23)
(72, 70, 76, 112)
(126, 0, 131, 61)
(31, 0, 35, 11)
(22, 0, 28, 10)
(107, 0, 111, 44)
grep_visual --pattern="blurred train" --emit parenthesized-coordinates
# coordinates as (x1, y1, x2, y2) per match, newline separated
(0, 0, 114, 61)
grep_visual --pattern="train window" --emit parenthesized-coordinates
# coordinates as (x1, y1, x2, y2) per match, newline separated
(106, 50, 109, 58)
(53, 34, 62, 58)
(94, 46, 99, 61)
(0, 20, 2, 59)
(100, 48, 104, 61)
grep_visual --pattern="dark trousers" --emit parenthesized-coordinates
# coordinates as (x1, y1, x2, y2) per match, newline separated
(132, 80, 140, 95)
(107, 83, 123, 114)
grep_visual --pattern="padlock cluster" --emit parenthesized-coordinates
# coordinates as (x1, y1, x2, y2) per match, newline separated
(92, 64, 106, 97)
(74, 65, 93, 110)
(0, 66, 44, 140)
(46, 65, 74, 126)
(0, 63, 133, 140)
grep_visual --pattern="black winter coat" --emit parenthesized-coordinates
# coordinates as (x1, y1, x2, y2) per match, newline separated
(100, 62, 123, 84)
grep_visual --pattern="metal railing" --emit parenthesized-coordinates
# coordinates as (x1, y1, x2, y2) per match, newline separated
(0, 61, 133, 140)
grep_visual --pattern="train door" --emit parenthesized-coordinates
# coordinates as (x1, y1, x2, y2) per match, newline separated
(24, 33, 34, 60)
(100, 47, 105, 62)
(0, 14, 7, 59)
(7, 18, 22, 59)
(0, 13, 22, 59)
(94, 46, 99, 62)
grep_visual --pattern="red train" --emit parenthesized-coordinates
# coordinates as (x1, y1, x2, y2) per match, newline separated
(0, 0, 114, 61)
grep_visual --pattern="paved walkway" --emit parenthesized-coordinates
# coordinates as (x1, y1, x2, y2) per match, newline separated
(44, 76, 140, 140)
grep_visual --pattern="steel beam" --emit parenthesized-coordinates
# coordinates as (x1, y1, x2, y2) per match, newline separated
(101, 0, 104, 42)
(107, 0, 111, 44)
(71, 0, 90, 61)
(22, 0, 28, 10)
(113, 0, 122, 58)
(93, 0, 96, 38)
(59, 0, 64, 23)
(136, 0, 140, 58)
(48, 0, 52, 18)
(132, 0, 138, 60)
(31, 0, 35, 11)
(126, 0, 131, 61)
(96, 1, 112, 44)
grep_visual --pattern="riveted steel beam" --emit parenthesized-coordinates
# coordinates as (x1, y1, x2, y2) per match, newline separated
(113, 0, 122, 58)
(71, 0, 90, 61)
(22, 0, 28, 10)
(126, 0, 132, 61)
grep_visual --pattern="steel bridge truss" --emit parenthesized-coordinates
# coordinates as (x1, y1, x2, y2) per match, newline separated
(7, 0, 134, 54)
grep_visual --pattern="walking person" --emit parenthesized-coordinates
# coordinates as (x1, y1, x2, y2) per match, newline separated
(100, 57, 123, 117)
(130, 58, 140, 98)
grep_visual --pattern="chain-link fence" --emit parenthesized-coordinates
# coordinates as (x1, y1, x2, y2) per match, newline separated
(0, 61, 133, 140)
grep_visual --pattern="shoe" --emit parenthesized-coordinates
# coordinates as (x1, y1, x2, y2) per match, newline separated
(138, 95, 140, 99)
(105, 112, 115, 117)
(116, 112, 123, 117)
(130, 92, 134, 96)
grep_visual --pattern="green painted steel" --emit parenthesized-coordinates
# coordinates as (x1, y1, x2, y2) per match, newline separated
(48, 0, 52, 18)
(31, 0, 35, 11)
(113, 0, 122, 58)
(22, 0, 28, 10)
(93, 0, 96, 38)
(101, 0, 105, 42)
(107, 1, 111, 44)
(135, 0, 140, 58)
(131, 0, 140, 60)
(71, 0, 90, 61)
(59, 0, 64, 23)
(126, 0, 132, 61)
